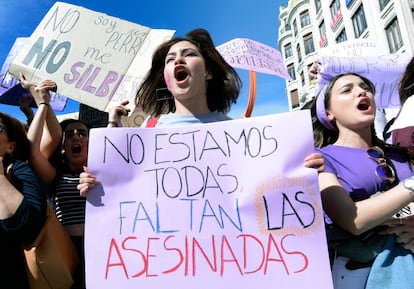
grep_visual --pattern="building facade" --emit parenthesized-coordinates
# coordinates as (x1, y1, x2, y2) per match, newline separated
(278, 0, 414, 110)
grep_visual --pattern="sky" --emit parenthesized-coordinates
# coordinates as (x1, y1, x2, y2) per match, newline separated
(0, 0, 289, 123)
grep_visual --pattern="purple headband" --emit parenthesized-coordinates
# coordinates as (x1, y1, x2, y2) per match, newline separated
(316, 72, 337, 131)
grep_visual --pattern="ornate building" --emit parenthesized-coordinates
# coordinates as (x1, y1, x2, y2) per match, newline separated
(278, 0, 414, 110)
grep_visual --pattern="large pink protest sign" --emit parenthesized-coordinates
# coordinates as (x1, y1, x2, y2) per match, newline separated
(85, 111, 333, 289)
(9, 2, 175, 112)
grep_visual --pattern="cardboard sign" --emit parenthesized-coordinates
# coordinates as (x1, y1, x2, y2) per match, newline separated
(0, 37, 67, 111)
(317, 40, 412, 108)
(216, 38, 292, 80)
(85, 111, 333, 289)
(9, 2, 175, 112)
(0, 38, 26, 96)
(318, 39, 388, 58)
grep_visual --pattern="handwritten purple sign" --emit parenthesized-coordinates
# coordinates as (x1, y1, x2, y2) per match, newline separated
(85, 111, 333, 289)
(216, 38, 292, 80)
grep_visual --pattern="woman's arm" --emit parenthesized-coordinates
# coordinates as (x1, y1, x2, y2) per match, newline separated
(0, 160, 47, 243)
(0, 159, 23, 219)
(319, 171, 414, 235)
(21, 74, 59, 184)
(21, 73, 62, 160)
(107, 100, 130, 127)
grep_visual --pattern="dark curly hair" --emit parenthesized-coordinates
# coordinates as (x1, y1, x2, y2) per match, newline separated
(0, 112, 30, 167)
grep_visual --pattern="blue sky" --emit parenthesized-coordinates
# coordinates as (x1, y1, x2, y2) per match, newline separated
(0, 0, 289, 122)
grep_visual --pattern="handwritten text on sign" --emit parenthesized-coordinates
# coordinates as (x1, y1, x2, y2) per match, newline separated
(85, 111, 333, 289)
(216, 38, 292, 80)
(9, 2, 174, 111)
(318, 52, 412, 108)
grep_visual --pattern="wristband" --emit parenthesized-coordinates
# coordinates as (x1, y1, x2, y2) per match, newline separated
(39, 102, 50, 107)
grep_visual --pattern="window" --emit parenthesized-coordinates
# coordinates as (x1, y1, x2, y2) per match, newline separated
(296, 44, 302, 63)
(293, 19, 298, 36)
(291, 89, 299, 108)
(345, 0, 355, 7)
(300, 71, 305, 86)
(330, 0, 340, 18)
(336, 29, 347, 43)
(319, 21, 326, 37)
(386, 18, 403, 52)
(284, 44, 293, 58)
(285, 23, 291, 31)
(379, 0, 391, 10)
(300, 10, 311, 28)
(315, 0, 321, 11)
(304, 33, 315, 55)
(352, 5, 367, 37)
(287, 64, 296, 80)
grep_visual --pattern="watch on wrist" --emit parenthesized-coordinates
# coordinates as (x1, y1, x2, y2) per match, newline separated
(403, 176, 414, 192)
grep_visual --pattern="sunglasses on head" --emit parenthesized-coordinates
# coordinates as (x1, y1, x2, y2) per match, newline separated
(63, 129, 88, 139)
(366, 146, 396, 183)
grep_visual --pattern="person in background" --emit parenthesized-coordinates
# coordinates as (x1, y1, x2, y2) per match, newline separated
(79, 28, 325, 194)
(312, 72, 414, 289)
(383, 56, 414, 150)
(18, 94, 34, 130)
(20, 74, 88, 289)
(377, 56, 414, 286)
(0, 111, 47, 289)
(107, 28, 240, 128)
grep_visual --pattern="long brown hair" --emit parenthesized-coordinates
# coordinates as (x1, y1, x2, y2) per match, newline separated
(399, 56, 414, 105)
(136, 28, 242, 116)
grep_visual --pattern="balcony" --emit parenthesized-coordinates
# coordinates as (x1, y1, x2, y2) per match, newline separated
(330, 9, 342, 29)
(319, 33, 327, 47)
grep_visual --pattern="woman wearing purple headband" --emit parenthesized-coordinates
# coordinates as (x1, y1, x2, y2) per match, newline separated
(312, 72, 414, 289)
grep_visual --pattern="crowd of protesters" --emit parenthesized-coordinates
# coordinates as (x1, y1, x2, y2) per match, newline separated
(0, 27, 413, 289)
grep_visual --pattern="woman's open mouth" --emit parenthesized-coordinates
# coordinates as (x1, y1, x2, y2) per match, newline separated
(72, 145, 81, 154)
(357, 99, 371, 111)
(174, 67, 189, 83)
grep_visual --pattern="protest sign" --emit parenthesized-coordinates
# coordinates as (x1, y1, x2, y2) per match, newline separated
(0, 37, 25, 96)
(316, 39, 412, 108)
(216, 38, 292, 80)
(318, 38, 388, 58)
(85, 111, 333, 289)
(9, 2, 175, 112)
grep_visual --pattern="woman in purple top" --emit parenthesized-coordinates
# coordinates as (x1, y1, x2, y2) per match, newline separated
(312, 72, 414, 289)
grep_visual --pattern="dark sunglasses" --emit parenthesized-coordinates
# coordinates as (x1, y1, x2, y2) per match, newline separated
(366, 146, 395, 183)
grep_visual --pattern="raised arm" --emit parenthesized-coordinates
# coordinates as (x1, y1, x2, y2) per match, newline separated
(107, 100, 130, 127)
(20, 74, 60, 184)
